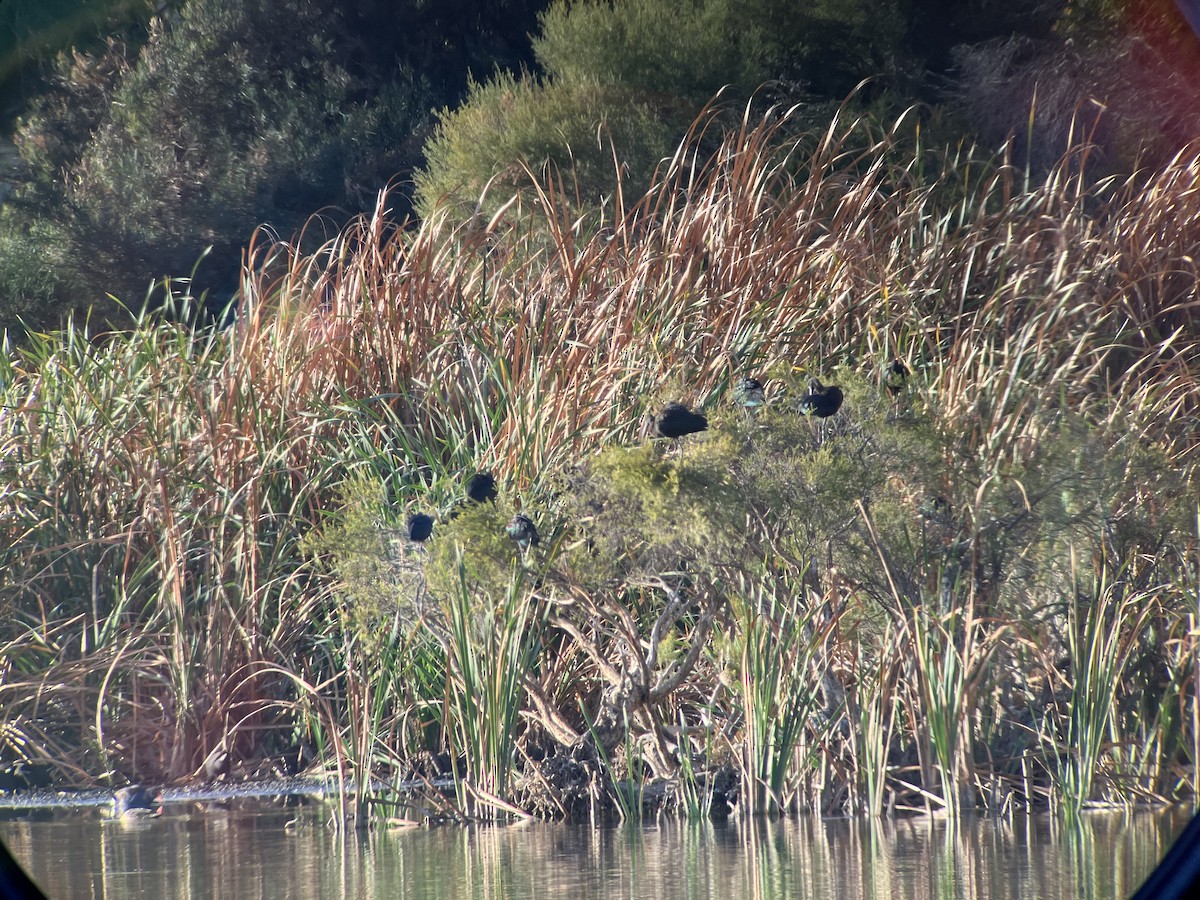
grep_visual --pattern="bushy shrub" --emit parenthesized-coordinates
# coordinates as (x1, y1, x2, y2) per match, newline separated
(419, 0, 914, 225)
(416, 72, 676, 222)
(301, 477, 429, 644)
(534, 0, 771, 102)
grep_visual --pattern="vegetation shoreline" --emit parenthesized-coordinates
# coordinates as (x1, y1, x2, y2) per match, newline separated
(1, 107, 1197, 827)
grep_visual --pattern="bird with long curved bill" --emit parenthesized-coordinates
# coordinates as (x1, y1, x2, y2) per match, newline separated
(506, 514, 539, 551)
(798, 378, 843, 418)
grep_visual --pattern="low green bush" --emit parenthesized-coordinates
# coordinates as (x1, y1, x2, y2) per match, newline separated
(416, 73, 677, 222)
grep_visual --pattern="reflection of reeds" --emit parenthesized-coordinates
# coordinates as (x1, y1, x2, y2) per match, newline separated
(0, 102, 1196, 816)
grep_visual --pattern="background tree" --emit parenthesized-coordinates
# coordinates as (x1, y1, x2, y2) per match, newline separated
(0, 0, 542, 335)
(416, 0, 912, 222)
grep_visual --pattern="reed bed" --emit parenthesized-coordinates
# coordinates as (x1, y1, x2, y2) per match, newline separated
(0, 102, 1197, 823)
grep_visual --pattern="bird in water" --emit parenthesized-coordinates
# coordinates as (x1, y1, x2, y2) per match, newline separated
(111, 785, 162, 819)
(734, 377, 766, 411)
(884, 358, 909, 398)
(406, 512, 434, 542)
(203, 741, 230, 782)
(466, 472, 498, 504)
(654, 402, 708, 439)
(798, 377, 843, 418)
(506, 514, 539, 551)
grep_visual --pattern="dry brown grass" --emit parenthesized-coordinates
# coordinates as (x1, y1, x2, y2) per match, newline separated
(0, 103, 1196, 816)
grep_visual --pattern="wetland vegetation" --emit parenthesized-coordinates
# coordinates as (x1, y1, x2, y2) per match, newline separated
(1, 0, 1199, 830)
(2, 102, 1198, 825)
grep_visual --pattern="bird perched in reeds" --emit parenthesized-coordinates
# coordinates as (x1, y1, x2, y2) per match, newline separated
(406, 513, 434, 543)
(506, 514, 539, 550)
(798, 378, 843, 418)
(884, 358, 910, 398)
(466, 472, 498, 503)
(735, 377, 766, 410)
(654, 402, 708, 439)
(111, 785, 162, 819)
(920, 495, 952, 524)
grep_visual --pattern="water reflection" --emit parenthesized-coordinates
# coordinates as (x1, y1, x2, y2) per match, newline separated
(0, 805, 1190, 899)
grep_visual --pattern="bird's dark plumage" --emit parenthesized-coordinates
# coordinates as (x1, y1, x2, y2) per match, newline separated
(112, 785, 161, 818)
(885, 358, 909, 397)
(654, 403, 708, 439)
(735, 377, 766, 409)
(506, 514, 539, 550)
(799, 378, 843, 418)
(203, 744, 230, 781)
(406, 513, 435, 542)
(466, 472, 498, 503)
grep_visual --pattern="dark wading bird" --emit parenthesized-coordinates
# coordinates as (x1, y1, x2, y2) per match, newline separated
(798, 377, 843, 419)
(654, 402, 708, 439)
(406, 513, 434, 543)
(203, 741, 230, 782)
(111, 785, 162, 819)
(466, 472, 498, 504)
(506, 514, 539, 551)
(884, 358, 910, 398)
(735, 376, 766, 411)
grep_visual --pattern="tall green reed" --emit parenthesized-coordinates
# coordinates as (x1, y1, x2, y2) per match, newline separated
(1055, 558, 1156, 818)
(440, 555, 545, 819)
(730, 576, 828, 817)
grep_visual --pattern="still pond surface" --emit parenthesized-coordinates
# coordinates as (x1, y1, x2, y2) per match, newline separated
(1, 801, 1190, 899)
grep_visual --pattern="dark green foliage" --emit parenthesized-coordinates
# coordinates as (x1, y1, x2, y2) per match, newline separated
(415, 72, 676, 221)
(0, 1, 151, 117)
(302, 477, 425, 641)
(558, 440, 744, 590)
(415, 0, 963, 225)
(425, 501, 529, 605)
(951, 0, 1200, 174)
(1, 0, 543, 335)
(534, 0, 772, 102)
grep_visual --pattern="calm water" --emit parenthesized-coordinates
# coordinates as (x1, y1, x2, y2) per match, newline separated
(0, 802, 1190, 899)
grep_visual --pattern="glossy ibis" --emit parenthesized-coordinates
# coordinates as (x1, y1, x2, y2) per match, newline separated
(735, 377, 766, 410)
(466, 472, 498, 503)
(506, 514, 539, 550)
(654, 402, 708, 439)
(406, 513, 434, 542)
(798, 378, 843, 418)
(111, 785, 162, 819)
(884, 358, 909, 398)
